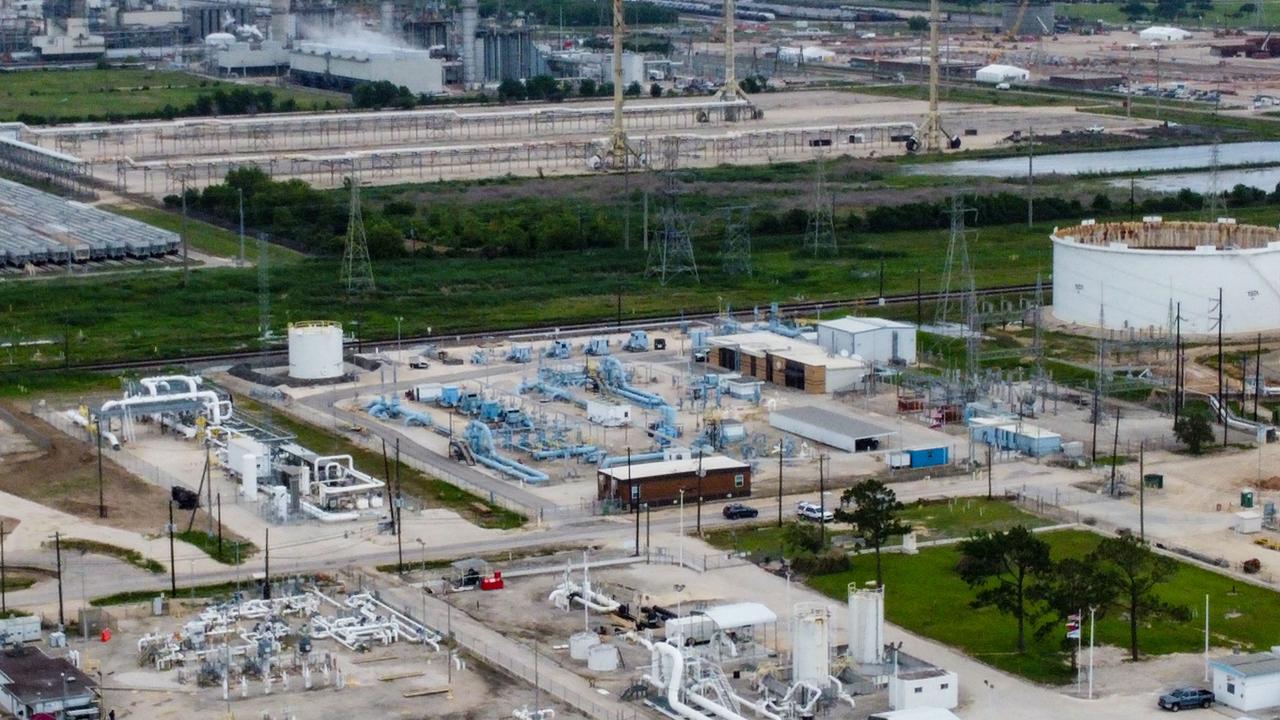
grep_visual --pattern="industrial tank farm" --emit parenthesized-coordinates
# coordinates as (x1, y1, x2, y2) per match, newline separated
(1050, 218, 1280, 335)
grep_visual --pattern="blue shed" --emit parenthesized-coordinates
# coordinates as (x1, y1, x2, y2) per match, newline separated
(907, 446, 949, 468)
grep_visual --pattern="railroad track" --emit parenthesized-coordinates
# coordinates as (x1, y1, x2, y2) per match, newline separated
(11, 283, 1040, 375)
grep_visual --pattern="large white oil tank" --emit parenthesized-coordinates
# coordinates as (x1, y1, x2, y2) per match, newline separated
(288, 321, 344, 380)
(848, 583, 884, 665)
(791, 603, 831, 685)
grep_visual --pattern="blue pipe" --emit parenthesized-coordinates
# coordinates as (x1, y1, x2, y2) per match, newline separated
(598, 451, 665, 469)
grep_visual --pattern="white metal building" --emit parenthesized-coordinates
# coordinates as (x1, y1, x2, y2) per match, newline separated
(290, 41, 445, 95)
(1140, 26, 1192, 42)
(889, 667, 959, 711)
(1210, 651, 1280, 712)
(1051, 219, 1280, 335)
(0, 646, 99, 719)
(975, 63, 1029, 84)
(769, 405, 897, 452)
(816, 317, 917, 366)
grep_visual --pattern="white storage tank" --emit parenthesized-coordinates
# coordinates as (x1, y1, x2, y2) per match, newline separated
(848, 583, 885, 665)
(587, 643, 620, 671)
(791, 603, 831, 685)
(288, 321, 344, 380)
(569, 631, 600, 660)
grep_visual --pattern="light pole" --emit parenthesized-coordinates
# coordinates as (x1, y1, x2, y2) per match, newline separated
(415, 538, 426, 572)
(674, 583, 685, 618)
(678, 489, 686, 569)
(394, 316, 404, 386)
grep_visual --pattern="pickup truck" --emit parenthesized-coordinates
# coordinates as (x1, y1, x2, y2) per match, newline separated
(1157, 688, 1214, 711)
(796, 501, 834, 523)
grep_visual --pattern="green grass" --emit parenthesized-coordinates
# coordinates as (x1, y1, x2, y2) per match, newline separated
(1058, 1, 1268, 28)
(0, 369, 123, 399)
(56, 538, 165, 574)
(807, 529, 1280, 684)
(90, 580, 243, 606)
(1, 576, 36, 592)
(707, 498, 1051, 558)
(853, 83, 1065, 108)
(175, 530, 257, 565)
(0, 609, 31, 619)
(237, 398, 525, 529)
(0, 68, 346, 122)
(105, 207, 303, 265)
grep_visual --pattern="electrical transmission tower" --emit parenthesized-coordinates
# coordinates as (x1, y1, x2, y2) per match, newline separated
(933, 196, 980, 397)
(803, 157, 837, 256)
(341, 174, 376, 294)
(720, 205, 753, 276)
(1202, 135, 1227, 221)
(645, 141, 699, 285)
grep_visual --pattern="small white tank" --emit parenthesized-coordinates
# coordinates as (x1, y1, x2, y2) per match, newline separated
(569, 631, 599, 660)
(587, 643, 619, 672)
(356, 496, 370, 510)
(791, 603, 831, 685)
(848, 584, 885, 665)
(288, 321, 344, 380)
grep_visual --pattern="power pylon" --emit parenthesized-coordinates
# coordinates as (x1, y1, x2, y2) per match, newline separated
(803, 157, 837, 257)
(720, 205, 753, 276)
(1202, 135, 1227, 221)
(645, 140, 699, 285)
(341, 175, 376, 294)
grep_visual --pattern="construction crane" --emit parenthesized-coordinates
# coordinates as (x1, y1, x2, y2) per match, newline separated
(909, 0, 957, 153)
(1005, 0, 1031, 41)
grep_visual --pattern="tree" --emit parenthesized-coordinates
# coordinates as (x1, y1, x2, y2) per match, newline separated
(625, 81, 642, 97)
(1033, 558, 1118, 670)
(1091, 535, 1180, 661)
(1174, 405, 1214, 454)
(497, 79, 527, 102)
(956, 526, 1052, 652)
(1121, 0, 1150, 18)
(1154, 0, 1187, 19)
(650, 82, 663, 98)
(907, 15, 928, 32)
(578, 78, 597, 97)
(1090, 193, 1113, 212)
(526, 74, 559, 100)
(782, 521, 825, 555)
(835, 480, 908, 586)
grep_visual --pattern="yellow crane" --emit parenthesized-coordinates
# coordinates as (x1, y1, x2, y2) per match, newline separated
(1006, 0, 1031, 41)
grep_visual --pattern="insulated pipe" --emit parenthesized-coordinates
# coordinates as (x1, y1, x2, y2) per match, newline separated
(99, 389, 228, 424)
(139, 375, 201, 396)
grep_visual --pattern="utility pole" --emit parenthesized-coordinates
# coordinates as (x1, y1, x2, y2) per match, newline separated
(1174, 302, 1183, 423)
(217, 492, 223, 557)
(54, 532, 64, 626)
(237, 187, 246, 267)
(1138, 442, 1145, 541)
(777, 442, 783, 527)
(986, 442, 993, 499)
(96, 419, 105, 518)
(818, 454, 828, 547)
(1, 521, 6, 615)
(263, 527, 270, 600)
(1026, 125, 1034, 228)
(629, 449, 638, 557)
(1109, 407, 1121, 497)
(180, 180, 189, 286)
(1255, 334, 1263, 421)
(696, 450, 704, 535)
(395, 440, 404, 574)
(166, 503, 176, 595)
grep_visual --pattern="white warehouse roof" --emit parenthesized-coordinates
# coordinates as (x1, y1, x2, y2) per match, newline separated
(975, 63, 1029, 83)
(693, 602, 778, 629)
(596, 455, 748, 481)
(1140, 26, 1191, 41)
(819, 317, 915, 334)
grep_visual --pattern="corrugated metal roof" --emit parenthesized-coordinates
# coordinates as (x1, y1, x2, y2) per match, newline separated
(771, 406, 896, 440)
(819, 316, 915, 334)
(1214, 652, 1280, 677)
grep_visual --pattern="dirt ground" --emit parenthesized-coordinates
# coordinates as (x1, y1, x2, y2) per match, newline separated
(0, 403, 217, 535)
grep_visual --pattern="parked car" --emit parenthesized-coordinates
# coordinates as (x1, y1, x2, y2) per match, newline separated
(409, 356, 430, 369)
(722, 503, 759, 520)
(796, 501, 834, 523)
(1158, 688, 1214, 711)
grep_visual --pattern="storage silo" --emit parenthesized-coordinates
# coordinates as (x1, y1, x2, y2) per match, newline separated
(460, 0, 478, 88)
(288, 321, 344, 380)
(791, 603, 831, 685)
(848, 583, 884, 665)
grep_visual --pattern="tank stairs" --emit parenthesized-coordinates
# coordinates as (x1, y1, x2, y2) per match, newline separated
(449, 438, 477, 466)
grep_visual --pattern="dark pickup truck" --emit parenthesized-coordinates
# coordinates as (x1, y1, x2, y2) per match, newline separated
(1158, 688, 1214, 711)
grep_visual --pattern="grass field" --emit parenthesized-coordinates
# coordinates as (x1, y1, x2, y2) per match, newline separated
(235, 398, 525, 529)
(175, 530, 257, 565)
(0, 69, 346, 122)
(807, 529, 1280, 684)
(55, 538, 165, 574)
(706, 498, 1052, 558)
(106, 206, 303, 266)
